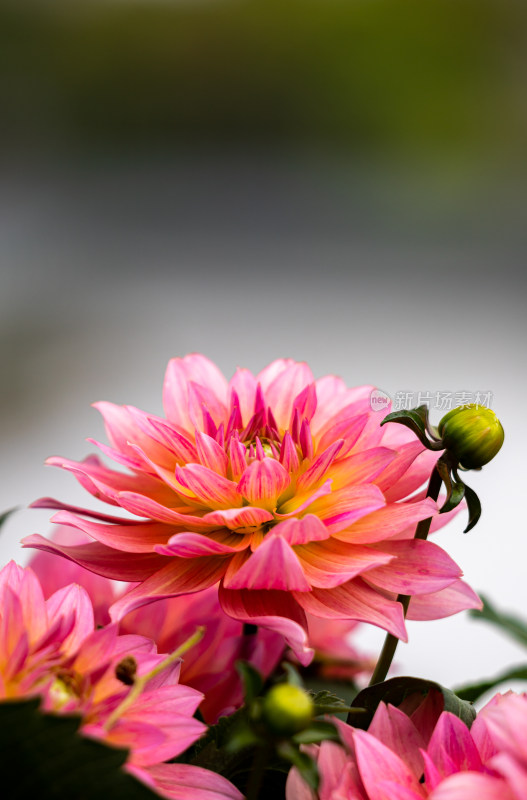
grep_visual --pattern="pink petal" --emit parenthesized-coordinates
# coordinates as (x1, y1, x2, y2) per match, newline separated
(279, 431, 300, 473)
(368, 703, 426, 777)
(295, 539, 395, 589)
(109, 557, 228, 620)
(363, 540, 462, 596)
(383, 448, 442, 503)
(223, 536, 311, 591)
(155, 532, 250, 558)
(264, 362, 314, 430)
(316, 411, 370, 456)
(228, 435, 247, 482)
(333, 498, 438, 544)
(257, 359, 296, 392)
(272, 515, 331, 546)
(229, 368, 258, 427)
(296, 440, 345, 493)
(218, 584, 313, 666)
(195, 431, 229, 476)
(237, 458, 291, 507)
(93, 401, 175, 470)
(0, 562, 48, 644)
(50, 510, 173, 553)
(429, 773, 515, 800)
(289, 383, 318, 427)
(141, 763, 244, 800)
(30, 497, 139, 524)
(117, 492, 216, 532)
(163, 354, 229, 432)
(310, 484, 386, 534)
(276, 479, 334, 518)
(374, 442, 429, 495)
(294, 578, 407, 641)
(327, 447, 397, 491)
(175, 464, 241, 508)
(46, 584, 94, 656)
(353, 729, 425, 800)
(406, 580, 482, 621)
(22, 534, 169, 581)
(428, 712, 483, 776)
(203, 506, 274, 530)
(72, 623, 118, 673)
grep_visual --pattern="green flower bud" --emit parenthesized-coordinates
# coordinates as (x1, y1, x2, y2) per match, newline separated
(438, 404, 504, 469)
(261, 684, 314, 737)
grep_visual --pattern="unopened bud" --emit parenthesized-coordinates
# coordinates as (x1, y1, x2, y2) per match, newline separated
(261, 684, 314, 736)
(438, 404, 504, 469)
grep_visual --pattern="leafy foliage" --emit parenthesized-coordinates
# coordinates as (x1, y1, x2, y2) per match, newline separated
(0, 699, 157, 800)
(350, 676, 476, 729)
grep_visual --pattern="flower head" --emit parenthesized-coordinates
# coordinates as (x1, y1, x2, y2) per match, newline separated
(286, 692, 527, 800)
(0, 561, 242, 800)
(26, 356, 480, 662)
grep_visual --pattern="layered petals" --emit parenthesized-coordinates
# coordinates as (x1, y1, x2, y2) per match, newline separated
(29, 356, 471, 649)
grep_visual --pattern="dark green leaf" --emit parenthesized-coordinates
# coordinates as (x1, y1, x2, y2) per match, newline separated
(463, 483, 482, 532)
(440, 480, 465, 513)
(350, 676, 476, 729)
(0, 698, 158, 800)
(310, 688, 354, 715)
(236, 660, 264, 703)
(292, 721, 340, 744)
(469, 595, 527, 648)
(380, 409, 430, 448)
(454, 664, 527, 703)
(0, 506, 18, 531)
(277, 742, 319, 790)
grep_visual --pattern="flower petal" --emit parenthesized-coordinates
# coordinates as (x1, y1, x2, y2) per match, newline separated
(140, 763, 244, 800)
(309, 484, 386, 534)
(332, 498, 438, 544)
(203, 506, 274, 531)
(176, 464, 241, 508)
(406, 580, 482, 621)
(163, 354, 229, 432)
(219, 583, 313, 666)
(109, 557, 229, 620)
(117, 492, 216, 532)
(272, 514, 331, 546)
(294, 578, 407, 641)
(237, 458, 291, 508)
(155, 532, 250, 558)
(363, 540, 462, 596)
(22, 534, 169, 581)
(295, 539, 395, 589)
(223, 536, 311, 591)
(50, 510, 173, 553)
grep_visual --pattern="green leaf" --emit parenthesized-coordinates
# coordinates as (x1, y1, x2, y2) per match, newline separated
(0, 506, 18, 531)
(236, 660, 264, 703)
(0, 698, 158, 800)
(469, 594, 527, 648)
(454, 664, 527, 703)
(292, 721, 340, 744)
(440, 480, 465, 513)
(277, 742, 319, 790)
(380, 409, 430, 448)
(350, 676, 476, 729)
(310, 688, 354, 715)
(463, 483, 482, 532)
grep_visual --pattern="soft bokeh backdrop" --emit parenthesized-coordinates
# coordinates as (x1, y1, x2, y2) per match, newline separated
(1, 0, 526, 694)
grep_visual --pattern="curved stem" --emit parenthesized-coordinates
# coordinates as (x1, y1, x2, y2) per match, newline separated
(345, 464, 443, 725)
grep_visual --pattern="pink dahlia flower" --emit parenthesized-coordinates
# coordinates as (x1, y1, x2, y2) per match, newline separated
(0, 561, 242, 800)
(28, 528, 367, 721)
(25, 355, 480, 663)
(286, 692, 527, 800)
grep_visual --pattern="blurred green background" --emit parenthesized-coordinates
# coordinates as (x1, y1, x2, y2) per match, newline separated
(2, 0, 526, 178)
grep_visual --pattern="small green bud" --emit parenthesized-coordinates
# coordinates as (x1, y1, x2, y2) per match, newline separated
(261, 684, 314, 737)
(438, 404, 504, 469)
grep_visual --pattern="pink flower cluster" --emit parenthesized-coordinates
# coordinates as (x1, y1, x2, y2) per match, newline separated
(0, 561, 242, 800)
(287, 692, 527, 800)
(25, 356, 480, 664)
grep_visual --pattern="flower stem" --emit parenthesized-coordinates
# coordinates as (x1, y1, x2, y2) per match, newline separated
(104, 625, 205, 731)
(245, 742, 271, 800)
(352, 464, 443, 708)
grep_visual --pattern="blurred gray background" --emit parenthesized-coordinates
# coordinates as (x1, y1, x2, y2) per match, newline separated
(1, 0, 526, 693)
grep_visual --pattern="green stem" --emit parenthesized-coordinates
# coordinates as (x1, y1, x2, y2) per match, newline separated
(245, 743, 270, 800)
(345, 464, 443, 725)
